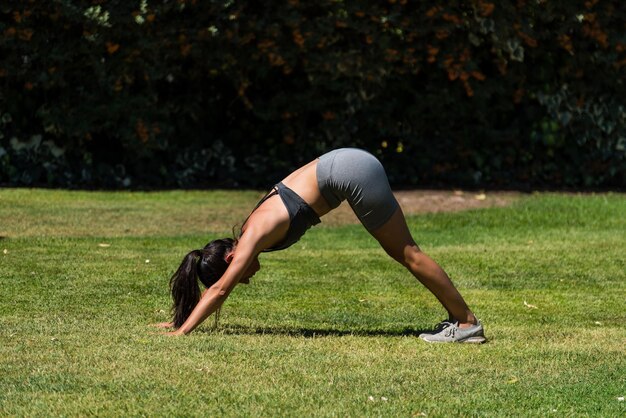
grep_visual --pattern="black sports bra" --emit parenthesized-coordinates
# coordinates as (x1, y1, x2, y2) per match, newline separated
(247, 182, 321, 252)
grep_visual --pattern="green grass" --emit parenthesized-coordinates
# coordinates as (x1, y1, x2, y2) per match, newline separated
(1, 189, 624, 417)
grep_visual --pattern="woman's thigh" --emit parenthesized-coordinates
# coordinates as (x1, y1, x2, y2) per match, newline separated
(369, 206, 419, 262)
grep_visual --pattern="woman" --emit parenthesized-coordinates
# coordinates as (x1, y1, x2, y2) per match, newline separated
(158, 148, 486, 343)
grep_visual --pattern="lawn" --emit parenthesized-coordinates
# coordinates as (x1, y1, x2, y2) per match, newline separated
(0, 189, 624, 417)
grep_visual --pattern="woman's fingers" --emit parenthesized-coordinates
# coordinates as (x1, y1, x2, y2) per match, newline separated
(150, 322, 174, 328)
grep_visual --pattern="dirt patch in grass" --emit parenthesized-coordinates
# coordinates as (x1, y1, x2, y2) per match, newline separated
(322, 190, 521, 226)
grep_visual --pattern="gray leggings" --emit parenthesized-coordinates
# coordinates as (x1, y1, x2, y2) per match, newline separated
(316, 148, 399, 231)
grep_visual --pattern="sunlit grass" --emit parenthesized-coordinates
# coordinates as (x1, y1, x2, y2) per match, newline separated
(1, 189, 624, 416)
(0, 188, 262, 237)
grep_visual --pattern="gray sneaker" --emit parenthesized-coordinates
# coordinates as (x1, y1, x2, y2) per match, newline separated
(419, 320, 486, 343)
(418, 319, 453, 338)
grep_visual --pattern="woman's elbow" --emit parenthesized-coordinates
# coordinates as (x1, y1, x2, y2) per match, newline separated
(207, 284, 230, 298)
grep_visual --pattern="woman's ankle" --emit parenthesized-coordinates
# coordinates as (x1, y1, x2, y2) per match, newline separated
(457, 312, 478, 328)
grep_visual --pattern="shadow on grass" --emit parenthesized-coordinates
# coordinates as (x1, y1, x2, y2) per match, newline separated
(196, 324, 431, 338)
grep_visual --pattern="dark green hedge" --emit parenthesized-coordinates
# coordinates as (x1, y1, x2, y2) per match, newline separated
(1, 1, 624, 188)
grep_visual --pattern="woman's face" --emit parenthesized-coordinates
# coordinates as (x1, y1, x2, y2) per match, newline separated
(238, 256, 261, 284)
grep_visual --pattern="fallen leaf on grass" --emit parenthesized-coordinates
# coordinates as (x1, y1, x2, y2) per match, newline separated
(523, 300, 538, 309)
(368, 396, 375, 401)
(2, 249, 7, 254)
(594, 321, 602, 325)
(618, 396, 624, 402)
(507, 376, 518, 384)
(474, 193, 487, 201)
(381, 397, 388, 401)
(98, 243, 111, 247)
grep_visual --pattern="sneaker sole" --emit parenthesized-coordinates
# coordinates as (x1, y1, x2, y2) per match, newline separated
(419, 335, 487, 344)
(460, 336, 487, 344)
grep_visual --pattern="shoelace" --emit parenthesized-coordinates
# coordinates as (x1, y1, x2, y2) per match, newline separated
(443, 322, 459, 338)
(432, 319, 453, 333)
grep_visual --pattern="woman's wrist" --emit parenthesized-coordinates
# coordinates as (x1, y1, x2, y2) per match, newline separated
(175, 326, 190, 335)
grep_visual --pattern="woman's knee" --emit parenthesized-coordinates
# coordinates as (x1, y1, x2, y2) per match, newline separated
(388, 244, 423, 269)
(372, 209, 418, 254)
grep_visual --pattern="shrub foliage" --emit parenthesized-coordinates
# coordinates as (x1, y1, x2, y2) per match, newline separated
(1, 1, 624, 188)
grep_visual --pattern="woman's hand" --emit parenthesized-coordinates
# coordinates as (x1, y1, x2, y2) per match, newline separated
(150, 321, 174, 329)
(161, 329, 185, 336)
(148, 323, 185, 336)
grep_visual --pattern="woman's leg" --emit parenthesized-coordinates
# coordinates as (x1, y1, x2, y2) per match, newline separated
(370, 206, 477, 326)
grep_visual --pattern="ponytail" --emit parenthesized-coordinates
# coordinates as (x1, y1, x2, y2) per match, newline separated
(170, 249, 203, 328)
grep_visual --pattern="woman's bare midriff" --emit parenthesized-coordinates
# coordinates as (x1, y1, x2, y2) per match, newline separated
(280, 159, 332, 218)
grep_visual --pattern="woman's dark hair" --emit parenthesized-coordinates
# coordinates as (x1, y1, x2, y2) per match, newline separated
(169, 238, 236, 328)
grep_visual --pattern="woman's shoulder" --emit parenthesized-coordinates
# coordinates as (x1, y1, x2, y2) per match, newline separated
(241, 199, 290, 251)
